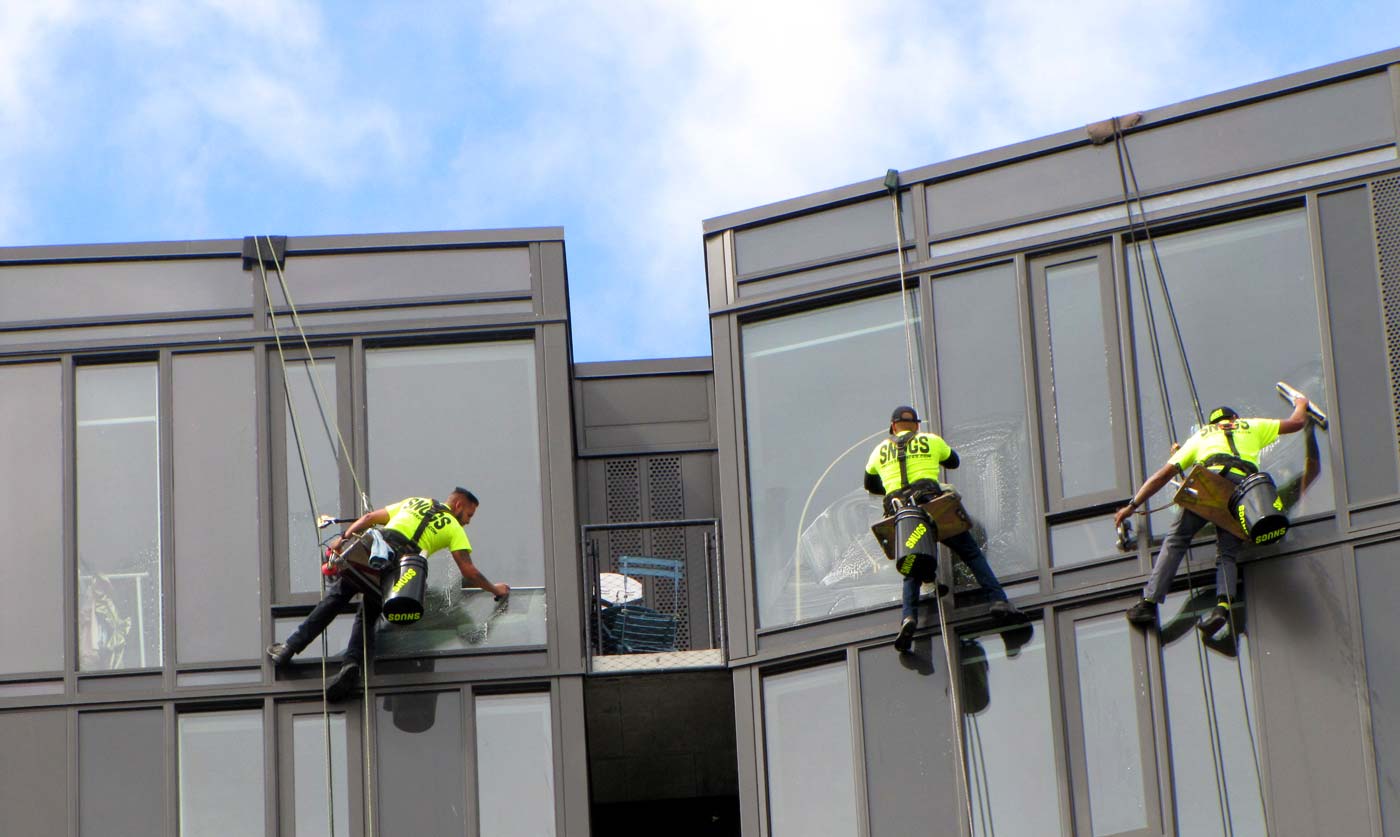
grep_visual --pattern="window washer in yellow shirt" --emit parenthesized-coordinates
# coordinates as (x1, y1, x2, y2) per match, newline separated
(866, 406, 1026, 653)
(268, 487, 509, 699)
(1118, 396, 1309, 634)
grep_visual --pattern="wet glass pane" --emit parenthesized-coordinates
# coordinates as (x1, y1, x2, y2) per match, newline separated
(1159, 590, 1265, 836)
(77, 363, 161, 671)
(1045, 259, 1118, 499)
(293, 714, 349, 837)
(179, 711, 265, 837)
(284, 359, 341, 596)
(80, 709, 165, 836)
(366, 342, 546, 652)
(934, 265, 1037, 578)
(1049, 515, 1119, 568)
(763, 663, 858, 836)
(0, 363, 63, 674)
(743, 293, 924, 627)
(961, 623, 1063, 836)
(174, 352, 260, 663)
(1128, 210, 1334, 530)
(378, 691, 464, 834)
(476, 692, 556, 837)
(1075, 613, 1147, 835)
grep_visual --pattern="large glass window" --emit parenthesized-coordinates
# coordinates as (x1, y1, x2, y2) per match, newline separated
(77, 363, 161, 671)
(933, 265, 1037, 579)
(179, 710, 265, 836)
(174, 351, 260, 663)
(763, 662, 858, 836)
(742, 292, 924, 627)
(378, 691, 465, 833)
(1128, 210, 1334, 527)
(367, 342, 547, 653)
(80, 709, 166, 836)
(279, 354, 347, 598)
(475, 692, 556, 837)
(1159, 590, 1266, 835)
(961, 622, 1063, 836)
(0, 362, 63, 674)
(291, 713, 350, 837)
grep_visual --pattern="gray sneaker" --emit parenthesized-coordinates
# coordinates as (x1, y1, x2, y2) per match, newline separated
(894, 617, 917, 653)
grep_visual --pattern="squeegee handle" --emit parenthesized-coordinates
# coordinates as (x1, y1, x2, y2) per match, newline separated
(1275, 381, 1329, 429)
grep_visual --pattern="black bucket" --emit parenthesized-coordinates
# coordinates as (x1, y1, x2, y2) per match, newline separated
(1231, 472, 1289, 545)
(382, 554, 428, 624)
(893, 505, 938, 581)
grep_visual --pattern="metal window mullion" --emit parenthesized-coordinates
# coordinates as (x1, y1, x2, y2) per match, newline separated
(1306, 189, 1353, 527)
(255, 343, 276, 675)
(846, 649, 872, 837)
(464, 687, 481, 837)
(159, 350, 176, 681)
(62, 354, 77, 694)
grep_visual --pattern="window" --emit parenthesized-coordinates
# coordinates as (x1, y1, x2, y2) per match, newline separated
(173, 351, 260, 663)
(932, 264, 1038, 579)
(179, 710, 265, 836)
(742, 292, 924, 627)
(1128, 210, 1334, 528)
(1355, 540, 1400, 832)
(77, 363, 161, 671)
(279, 705, 358, 837)
(476, 692, 556, 837)
(367, 342, 548, 653)
(80, 709, 166, 836)
(0, 362, 63, 675)
(377, 691, 465, 833)
(763, 662, 858, 836)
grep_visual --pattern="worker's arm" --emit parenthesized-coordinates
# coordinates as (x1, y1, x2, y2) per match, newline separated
(941, 449, 960, 470)
(1278, 395, 1310, 434)
(864, 471, 885, 495)
(329, 508, 391, 552)
(452, 549, 509, 598)
(1114, 461, 1183, 527)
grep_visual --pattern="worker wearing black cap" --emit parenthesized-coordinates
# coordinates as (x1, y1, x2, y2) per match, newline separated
(267, 487, 508, 699)
(866, 406, 1025, 653)
(1119, 395, 1310, 634)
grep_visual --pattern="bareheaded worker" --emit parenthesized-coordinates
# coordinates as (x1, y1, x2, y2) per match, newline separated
(865, 406, 1025, 653)
(268, 487, 509, 700)
(1119, 396, 1310, 635)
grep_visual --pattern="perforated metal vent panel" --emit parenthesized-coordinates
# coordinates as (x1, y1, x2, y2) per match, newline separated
(604, 459, 641, 569)
(1375, 176, 1400, 438)
(648, 457, 689, 649)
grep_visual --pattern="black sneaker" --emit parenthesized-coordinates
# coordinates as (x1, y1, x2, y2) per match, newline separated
(894, 617, 917, 654)
(1197, 604, 1230, 638)
(325, 662, 362, 702)
(989, 601, 1029, 624)
(1125, 599, 1159, 627)
(267, 642, 295, 667)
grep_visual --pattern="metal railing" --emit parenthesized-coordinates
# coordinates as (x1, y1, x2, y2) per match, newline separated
(581, 518, 724, 666)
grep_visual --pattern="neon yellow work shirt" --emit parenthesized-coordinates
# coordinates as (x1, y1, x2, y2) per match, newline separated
(1168, 419, 1281, 471)
(384, 497, 471, 555)
(865, 432, 952, 492)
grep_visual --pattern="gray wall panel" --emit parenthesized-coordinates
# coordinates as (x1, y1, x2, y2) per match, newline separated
(1252, 548, 1375, 837)
(930, 73, 1396, 238)
(79, 709, 166, 837)
(0, 709, 68, 835)
(1319, 187, 1400, 506)
(0, 257, 250, 324)
(1355, 539, 1400, 834)
(268, 247, 532, 307)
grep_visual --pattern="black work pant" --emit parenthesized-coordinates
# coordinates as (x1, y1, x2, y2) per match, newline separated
(285, 576, 381, 664)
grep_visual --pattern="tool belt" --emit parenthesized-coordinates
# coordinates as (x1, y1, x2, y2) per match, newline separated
(870, 482, 972, 564)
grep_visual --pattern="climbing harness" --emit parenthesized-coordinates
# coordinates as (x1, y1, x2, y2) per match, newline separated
(1103, 126, 1272, 835)
(253, 236, 378, 837)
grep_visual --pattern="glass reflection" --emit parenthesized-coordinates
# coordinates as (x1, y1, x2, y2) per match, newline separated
(763, 663, 859, 836)
(1159, 589, 1266, 836)
(476, 693, 556, 837)
(78, 363, 161, 671)
(961, 623, 1063, 836)
(293, 714, 349, 837)
(934, 265, 1037, 579)
(1128, 209, 1334, 537)
(378, 691, 463, 833)
(1075, 613, 1147, 835)
(1045, 259, 1118, 500)
(284, 359, 341, 596)
(1049, 515, 1119, 568)
(179, 711, 264, 837)
(743, 293, 924, 627)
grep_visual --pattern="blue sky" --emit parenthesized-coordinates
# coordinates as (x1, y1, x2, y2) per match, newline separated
(2, 3, 1397, 361)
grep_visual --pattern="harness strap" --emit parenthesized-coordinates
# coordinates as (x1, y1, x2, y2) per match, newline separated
(895, 432, 913, 489)
(407, 501, 451, 550)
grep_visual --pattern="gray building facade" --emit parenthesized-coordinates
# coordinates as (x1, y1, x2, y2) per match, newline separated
(3, 46, 1400, 837)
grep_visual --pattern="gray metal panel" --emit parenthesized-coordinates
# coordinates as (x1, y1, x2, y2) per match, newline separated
(712, 314, 755, 657)
(577, 373, 715, 454)
(539, 241, 570, 321)
(1355, 540, 1400, 833)
(1319, 187, 1400, 506)
(542, 323, 584, 672)
(0, 257, 251, 324)
(1251, 548, 1376, 836)
(556, 677, 592, 837)
(0, 709, 68, 835)
(733, 194, 912, 277)
(266, 247, 531, 307)
(79, 709, 166, 836)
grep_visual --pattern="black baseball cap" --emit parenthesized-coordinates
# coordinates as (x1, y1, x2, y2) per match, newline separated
(1208, 406, 1239, 424)
(890, 406, 920, 424)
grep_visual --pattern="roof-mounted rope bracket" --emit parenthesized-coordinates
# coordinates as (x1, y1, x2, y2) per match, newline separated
(1085, 112, 1143, 145)
(242, 235, 287, 271)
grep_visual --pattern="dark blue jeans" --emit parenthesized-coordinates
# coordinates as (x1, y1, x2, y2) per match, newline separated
(285, 575, 381, 663)
(901, 530, 1007, 619)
